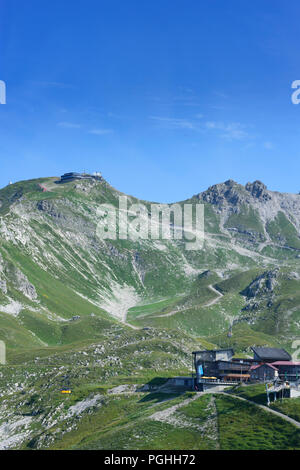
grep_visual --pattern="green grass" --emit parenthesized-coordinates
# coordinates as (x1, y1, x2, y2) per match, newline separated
(178, 393, 212, 420)
(0, 312, 43, 349)
(2, 355, 300, 451)
(224, 205, 265, 239)
(129, 289, 244, 338)
(271, 397, 300, 422)
(267, 211, 300, 250)
(209, 322, 282, 353)
(40, 391, 300, 450)
(19, 310, 113, 346)
(0, 178, 47, 215)
(47, 392, 198, 450)
(215, 268, 263, 294)
(215, 394, 300, 450)
(229, 383, 268, 405)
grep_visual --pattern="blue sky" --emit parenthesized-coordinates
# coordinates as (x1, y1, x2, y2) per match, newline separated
(0, 0, 300, 202)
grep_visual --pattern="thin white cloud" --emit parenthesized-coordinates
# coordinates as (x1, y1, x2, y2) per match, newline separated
(58, 122, 81, 129)
(213, 91, 230, 99)
(88, 128, 114, 135)
(149, 115, 252, 142)
(263, 141, 273, 150)
(57, 122, 114, 135)
(107, 112, 122, 119)
(205, 121, 249, 141)
(147, 87, 202, 107)
(205, 121, 218, 129)
(149, 116, 197, 130)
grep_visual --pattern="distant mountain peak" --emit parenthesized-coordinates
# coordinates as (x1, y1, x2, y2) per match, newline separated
(245, 180, 270, 201)
(198, 179, 273, 206)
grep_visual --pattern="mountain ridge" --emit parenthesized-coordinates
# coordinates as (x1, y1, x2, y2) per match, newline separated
(0, 174, 299, 358)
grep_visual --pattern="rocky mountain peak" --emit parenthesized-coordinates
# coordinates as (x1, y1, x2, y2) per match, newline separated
(200, 180, 243, 206)
(245, 180, 271, 201)
(198, 179, 274, 207)
(224, 179, 237, 187)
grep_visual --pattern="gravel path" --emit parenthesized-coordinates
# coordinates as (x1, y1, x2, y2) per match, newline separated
(151, 284, 224, 319)
(214, 392, 300, 429)
(149, 394, 200, 421)
(203, 285, 224, 307)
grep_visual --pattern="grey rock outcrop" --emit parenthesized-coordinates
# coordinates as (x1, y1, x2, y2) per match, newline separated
(245, 180, 271, 201)
(241, 269, 279, 298)
(200, 179, 243, 206)
(37, 200, 65, 219)
(14, 269, 37, 300)
(198, 270, 213, 280)
(0, 279, 7, 294)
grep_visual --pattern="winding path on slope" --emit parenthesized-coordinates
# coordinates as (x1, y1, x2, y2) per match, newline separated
(150, 284, 224, 319)
(148, 389, 300, 432)
(203, 285, 224, 307)
(235, 395, 300, 428)
(123, 283, 224, 327)
(210, 392, 300, 429)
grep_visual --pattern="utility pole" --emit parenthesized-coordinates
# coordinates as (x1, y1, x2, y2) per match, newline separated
(192, 353, 194, 389)
(266, 384, 270, 406)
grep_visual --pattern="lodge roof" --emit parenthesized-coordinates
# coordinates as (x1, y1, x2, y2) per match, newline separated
(192, 348, 234, 355)
(271, 361, 300, 366)
(251, 347, 291, 361)
(250, 363, 278, 371)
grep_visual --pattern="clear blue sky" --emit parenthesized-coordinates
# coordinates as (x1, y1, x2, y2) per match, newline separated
(0, 0, 300, 202)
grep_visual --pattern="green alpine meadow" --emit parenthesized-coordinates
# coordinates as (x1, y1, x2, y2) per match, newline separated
(0, 175, 299, 450)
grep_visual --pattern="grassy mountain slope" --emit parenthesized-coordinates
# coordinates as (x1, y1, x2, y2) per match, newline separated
(0, 175, 299, 449)
(0, 176, 299, 352)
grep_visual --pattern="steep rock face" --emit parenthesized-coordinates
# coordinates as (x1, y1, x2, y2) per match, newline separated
(245, 180, 271, 201)
(197, 180, 300, 250)
(199, 179, 273, 207)
(13, 268, 37, 300)
(200, 179, 244, 206)
(1, 258, 37, 300)
(37, 200, 66, 220)
(198, 179, 300, 220)
(0, 248, 37, 300)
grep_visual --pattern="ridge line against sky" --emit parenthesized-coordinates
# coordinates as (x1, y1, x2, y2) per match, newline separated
(0, 0, 300, 202)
